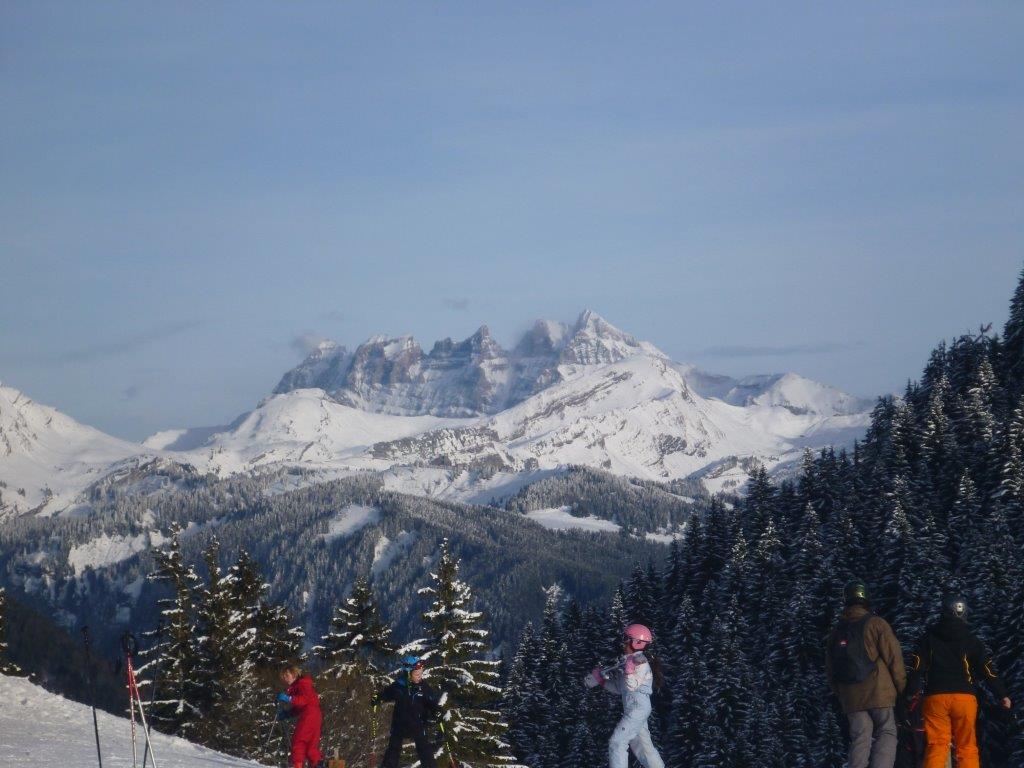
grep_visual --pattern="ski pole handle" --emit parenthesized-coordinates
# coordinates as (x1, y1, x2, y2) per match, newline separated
(121, 631, 139, 659)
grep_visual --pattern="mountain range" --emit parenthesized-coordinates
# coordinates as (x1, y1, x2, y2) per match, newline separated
(0, 310, 873, 519)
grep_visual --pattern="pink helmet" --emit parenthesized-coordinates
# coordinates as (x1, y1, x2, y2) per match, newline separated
(623, 623, 653, 645)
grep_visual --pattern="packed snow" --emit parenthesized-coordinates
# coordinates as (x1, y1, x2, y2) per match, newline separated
(0, 674, 260, 767)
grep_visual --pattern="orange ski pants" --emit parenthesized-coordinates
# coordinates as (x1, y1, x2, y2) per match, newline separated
(922, 693, 979, 768)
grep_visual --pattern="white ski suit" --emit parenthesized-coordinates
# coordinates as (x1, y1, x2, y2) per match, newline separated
(601, 653, 665, 768)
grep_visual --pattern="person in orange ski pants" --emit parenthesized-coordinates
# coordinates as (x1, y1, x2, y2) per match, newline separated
(907, 596, 1012, 768)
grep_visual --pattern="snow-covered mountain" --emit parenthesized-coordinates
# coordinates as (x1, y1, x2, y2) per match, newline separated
(0, 674, 259, 768)
(0, 384, 147, 516)
(272, 310, 667, 417)
(0, 311, 874, 515)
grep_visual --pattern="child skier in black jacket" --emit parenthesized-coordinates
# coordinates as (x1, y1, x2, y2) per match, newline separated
(376, 656, 442, 768)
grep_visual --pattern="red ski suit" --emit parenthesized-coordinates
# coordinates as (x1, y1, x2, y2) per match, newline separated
(286, 675, 323, 768)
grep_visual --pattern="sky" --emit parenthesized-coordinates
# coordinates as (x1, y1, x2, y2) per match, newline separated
(1, 2, 1022, 440)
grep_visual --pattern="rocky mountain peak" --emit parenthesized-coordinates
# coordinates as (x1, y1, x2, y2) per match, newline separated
(560, 309, 663, 365)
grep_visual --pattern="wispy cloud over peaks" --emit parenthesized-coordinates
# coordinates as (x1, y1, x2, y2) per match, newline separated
(56, 320, 205, 364)
(693, 340, 864, 359)
(289, 331, 331, 357)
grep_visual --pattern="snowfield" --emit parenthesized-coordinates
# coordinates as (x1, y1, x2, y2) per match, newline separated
(0, 674, 260, 768)
(525, 506, 622, 533)
(320, 503, 381, 541)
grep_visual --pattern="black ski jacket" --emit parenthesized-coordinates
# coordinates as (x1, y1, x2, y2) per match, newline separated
(907, 615, 1007, 699)
(379, 678, 441, 736)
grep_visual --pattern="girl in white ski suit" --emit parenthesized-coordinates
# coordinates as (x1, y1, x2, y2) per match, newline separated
(587, 624, 665, 768)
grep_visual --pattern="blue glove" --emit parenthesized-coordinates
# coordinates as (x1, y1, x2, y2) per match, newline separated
(277, 693, 292, 704)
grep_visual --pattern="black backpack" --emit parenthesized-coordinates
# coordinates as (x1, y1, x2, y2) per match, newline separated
(831, 614, 877, 685)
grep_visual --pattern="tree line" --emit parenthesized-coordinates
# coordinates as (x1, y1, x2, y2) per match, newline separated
(502, 268, 1024, 767)
(138, 528, 520, 767)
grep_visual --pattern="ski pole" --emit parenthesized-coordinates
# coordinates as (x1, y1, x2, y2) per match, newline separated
(122, 632, 139, 768)
(368, 701, 378, 768)
(437, 717, 458, 768)
(82, 627, 104, 768)
(140, 620, 163, 768)
(122, 632, 159, 768)
(598, 651, 646, 679)
(263, 705, 282, 755)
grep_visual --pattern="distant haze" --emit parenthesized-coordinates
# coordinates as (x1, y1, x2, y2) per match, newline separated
(1, 2, 1021, 440)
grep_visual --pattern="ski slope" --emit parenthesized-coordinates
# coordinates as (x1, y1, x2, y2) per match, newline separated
(0, 674, 261, 768)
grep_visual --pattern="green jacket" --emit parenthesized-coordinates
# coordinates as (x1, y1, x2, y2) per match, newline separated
(825, 605, 907, 714)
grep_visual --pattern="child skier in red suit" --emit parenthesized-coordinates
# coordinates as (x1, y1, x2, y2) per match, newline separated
(278, 665, 324, 768)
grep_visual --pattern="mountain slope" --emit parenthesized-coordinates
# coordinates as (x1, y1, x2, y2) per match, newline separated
(0, 673, 259, 768)
(0, 385, 147, 517)
(196, 352, 869, 494)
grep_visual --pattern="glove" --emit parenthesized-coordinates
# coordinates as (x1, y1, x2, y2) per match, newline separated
(584, 667, 605, 689)
(277, 693, 292, 704)
(624, 657, 637, 675)
(894, 696, 908, 725)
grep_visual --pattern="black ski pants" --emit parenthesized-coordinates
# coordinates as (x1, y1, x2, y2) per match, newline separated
(381, 730, 438, 768)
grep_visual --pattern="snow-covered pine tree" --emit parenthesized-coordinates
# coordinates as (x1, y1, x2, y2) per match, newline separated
(1000, 266, 1024, 397)
(0, 587, 23, 676)
(191, 539, 257, 754)
(316, 576, 393, 689)
(138, 524, 202, 735)
(227, 549, 286, 762)
(501, 621, 537, 765)
(407, 539, 522, 767)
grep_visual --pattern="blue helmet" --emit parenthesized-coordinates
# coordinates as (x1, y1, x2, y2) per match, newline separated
(401, 655, 424, 670)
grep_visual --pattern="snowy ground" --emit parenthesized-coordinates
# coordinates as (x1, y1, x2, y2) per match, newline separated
(0, 674, 261, 768)
(524, 506, 622, 533)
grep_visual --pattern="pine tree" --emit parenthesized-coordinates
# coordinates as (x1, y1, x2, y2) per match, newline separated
(1001, 266, 1024, 396)
(191, 539, 258, 754)
(502, 622, 538, 765)
(139, 524, 202, 735)
(316, 576, 393, 689)
(408, 539, 522, 767)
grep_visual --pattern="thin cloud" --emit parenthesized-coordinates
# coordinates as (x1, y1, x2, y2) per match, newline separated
(442, 298, 470, 311)
(121, 382, 146, 401)
(319, 309, 346, 323)
(694, 340, 864, 359)
(56, 320, 205, 364)
(289, 331, 332, 357)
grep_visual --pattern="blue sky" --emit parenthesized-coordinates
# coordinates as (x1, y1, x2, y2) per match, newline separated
(1, 2, 1022, 440)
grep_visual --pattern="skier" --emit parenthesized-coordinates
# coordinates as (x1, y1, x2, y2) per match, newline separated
(906, 595, 1012, 768)
(277, 664, 325, 768)
(376, 655, 442, 768)
(584, 623, 665, 768)
(825, 580, 906, 768)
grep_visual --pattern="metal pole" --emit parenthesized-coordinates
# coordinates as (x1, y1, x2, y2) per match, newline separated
(128, 654, 160, 768)
(81, 627, 104, 768)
